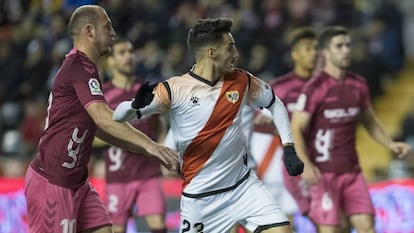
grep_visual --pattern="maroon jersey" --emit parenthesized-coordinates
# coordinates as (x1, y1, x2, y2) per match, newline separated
(296, 71, 370, 173)
(102, 81, 161, 183)
(270, 72, 308, 119)
(31, 49, 106, 189)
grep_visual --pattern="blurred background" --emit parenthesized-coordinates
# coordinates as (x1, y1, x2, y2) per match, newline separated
(0, 0, 414, 232)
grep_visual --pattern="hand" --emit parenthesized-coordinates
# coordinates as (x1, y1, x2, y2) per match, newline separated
(302, 163, 321, 186)
(283, 145, 304, 176)
(131, 81, 158, 109)
(161, 162, 180, 178)
(389, 141, 412, 159)
(146, 143, 179, 171)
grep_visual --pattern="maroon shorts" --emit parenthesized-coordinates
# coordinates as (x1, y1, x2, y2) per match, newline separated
(308, 171, 375, 225)
(105, 177, 166, 225)
(282, 167, 310, 215)
(25, 166, 111, 233)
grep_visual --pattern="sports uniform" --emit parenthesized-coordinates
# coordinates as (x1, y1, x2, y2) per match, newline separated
(296, 71, 375, 225)
(25, 49, 111, 233)
(114, 68, 295, 232)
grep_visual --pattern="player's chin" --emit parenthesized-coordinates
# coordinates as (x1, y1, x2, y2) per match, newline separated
(100, 47, 111, 56)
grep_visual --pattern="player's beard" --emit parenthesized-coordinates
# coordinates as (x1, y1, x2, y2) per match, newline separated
(117, 66, 135, 76)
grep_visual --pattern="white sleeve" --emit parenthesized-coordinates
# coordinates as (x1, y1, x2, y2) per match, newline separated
(246, 72, 294, 145)
(268, 95, 294, 145)
(112, 100, 136, 122)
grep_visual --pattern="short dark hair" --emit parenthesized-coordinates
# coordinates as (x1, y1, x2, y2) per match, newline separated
(68, 5, 101, 38)
(187, 17, 233, 56)
(108, 37, 130, 56)
(318, 26, 349, 49)
(287, 27, 317, 49)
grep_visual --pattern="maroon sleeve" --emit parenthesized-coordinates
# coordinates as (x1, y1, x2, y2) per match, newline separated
(71, 63, 106, 108)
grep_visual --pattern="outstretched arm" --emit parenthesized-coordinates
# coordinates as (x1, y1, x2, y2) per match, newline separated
(88, 102, 178, 170)
(113, 82, 169, 122)
(360, 105, 411, 158)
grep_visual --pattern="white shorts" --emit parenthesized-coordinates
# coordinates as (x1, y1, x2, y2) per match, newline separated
(180, 173, 290, 233)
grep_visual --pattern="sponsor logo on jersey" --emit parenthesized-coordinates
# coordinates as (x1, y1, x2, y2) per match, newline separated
(88, 78, 103, 96)
(190, 96, 200, 106)
(324, 107, 359, 119)
(226, 91, 239, 104)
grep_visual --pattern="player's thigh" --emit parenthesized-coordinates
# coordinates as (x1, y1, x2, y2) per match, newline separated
(308, 173, 342, 226)
(234, 175, 290, 232)
(136, 177, 166, 217)
(282, 168, 310, 215)
(105, 182, 137, 225)
(25, 167, 79, 233)
(349, 214, 375, 233)
(77, 182, 112, 232)
(180, 194, 234, 233)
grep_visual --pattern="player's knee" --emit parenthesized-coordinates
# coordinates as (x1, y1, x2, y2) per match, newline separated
(353, 225, 375, 233)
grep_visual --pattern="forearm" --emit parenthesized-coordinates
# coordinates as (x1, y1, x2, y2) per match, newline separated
(291, 123, 312, 165)
(268, 96, 294, 145)
(362, 107, 394, 149)
(96, 119, 154, 155)
(364, 118, 394, 149)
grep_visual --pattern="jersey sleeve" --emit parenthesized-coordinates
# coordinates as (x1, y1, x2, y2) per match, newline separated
(359, 79, 371, 110)
(72, 66, 105, 108)
(296, 84, 318, 115)
(247, 72, 275, 108)
(140, 82, 170, 117)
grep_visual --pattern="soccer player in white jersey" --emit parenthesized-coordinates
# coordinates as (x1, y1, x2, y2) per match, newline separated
(113, 17, 304, 233)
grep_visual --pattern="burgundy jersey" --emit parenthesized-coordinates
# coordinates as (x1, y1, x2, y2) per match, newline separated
(102, 81, 161, 183)
(31, 49, 106, 189)
(270, 72, 308, 119)
(296, 71, 370, 173)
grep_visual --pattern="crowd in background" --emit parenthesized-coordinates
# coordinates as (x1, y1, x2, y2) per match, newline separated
(0, 0, 410, 177)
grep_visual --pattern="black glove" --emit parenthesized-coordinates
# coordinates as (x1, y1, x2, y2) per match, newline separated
(131, 81, 158, 109)
(283, 145, 304, 176)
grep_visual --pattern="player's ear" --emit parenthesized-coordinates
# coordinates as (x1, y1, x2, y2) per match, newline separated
(208, 48, 216, 59)
(85, 24, 95, 38)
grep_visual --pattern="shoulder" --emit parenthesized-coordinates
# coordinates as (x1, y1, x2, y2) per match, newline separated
(346, 71, 367, 83)
(269, 72, 294, 86)
(304, 72, 326, 89)
(65, 49, 97, 76)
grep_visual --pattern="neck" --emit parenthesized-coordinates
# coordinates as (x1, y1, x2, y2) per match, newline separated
(293, 65, 312, 79)
(192, 60, 221, 82)
(324, 62, 345, 80)
(73, 40, 100, 64)
(111, 72, 134, 90)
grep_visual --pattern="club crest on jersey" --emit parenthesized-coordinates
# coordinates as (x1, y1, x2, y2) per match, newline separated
(88, 78, 103, 96)
(226, 91, 239, 104)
